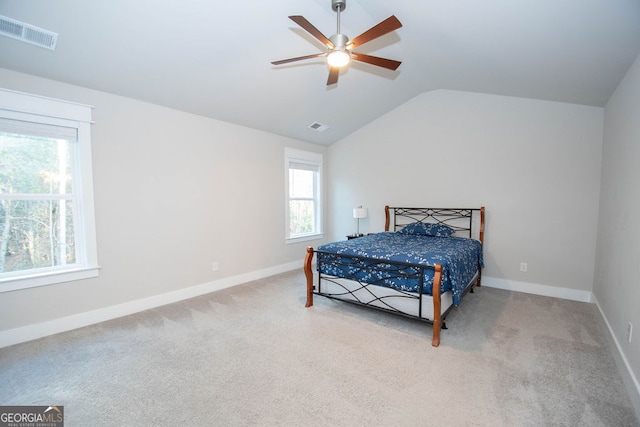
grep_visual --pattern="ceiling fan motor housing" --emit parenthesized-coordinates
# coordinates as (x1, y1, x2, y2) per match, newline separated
(332, 0, 346, 12)
(330, 33, 349, 50)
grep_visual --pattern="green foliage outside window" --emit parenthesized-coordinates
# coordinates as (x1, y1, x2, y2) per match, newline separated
(0, 133, 75, 274)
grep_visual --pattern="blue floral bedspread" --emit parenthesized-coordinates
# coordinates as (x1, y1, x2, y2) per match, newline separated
(316, 232, 483, 306)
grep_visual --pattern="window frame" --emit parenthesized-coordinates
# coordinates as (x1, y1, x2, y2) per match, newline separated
(284, 147, 323, 244)
(0, 88, 99, 292)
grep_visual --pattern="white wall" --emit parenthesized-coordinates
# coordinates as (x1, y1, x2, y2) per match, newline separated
(0, 68, 328, 336)
(328, 90, 603, 298)
(596, 53, 640, 404)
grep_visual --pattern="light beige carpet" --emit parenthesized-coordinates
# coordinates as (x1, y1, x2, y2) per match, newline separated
(1, 270, 638, 426)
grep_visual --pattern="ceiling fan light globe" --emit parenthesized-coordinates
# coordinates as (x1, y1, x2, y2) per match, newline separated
(327, 50, 350, 67)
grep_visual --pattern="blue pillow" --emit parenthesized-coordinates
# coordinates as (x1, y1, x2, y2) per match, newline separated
(398, 222, 454, 237)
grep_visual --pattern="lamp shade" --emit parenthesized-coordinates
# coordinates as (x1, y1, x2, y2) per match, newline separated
(353, 207, 368, 219)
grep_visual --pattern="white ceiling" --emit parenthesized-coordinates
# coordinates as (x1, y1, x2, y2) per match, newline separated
(1, 0, 639, 145)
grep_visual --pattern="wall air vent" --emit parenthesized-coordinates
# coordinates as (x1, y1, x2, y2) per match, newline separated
(0, 15, 58, 50)
(308, 122, 329, 132)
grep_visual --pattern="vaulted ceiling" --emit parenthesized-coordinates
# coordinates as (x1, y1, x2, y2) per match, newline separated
(1, 0, 639, 145)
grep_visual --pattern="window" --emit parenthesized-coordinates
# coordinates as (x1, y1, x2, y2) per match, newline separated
(0, 89, 98, 292)
(285, 147, 323, 243)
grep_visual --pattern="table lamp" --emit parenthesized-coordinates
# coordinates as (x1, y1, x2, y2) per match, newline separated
(352, 206, 368, 237)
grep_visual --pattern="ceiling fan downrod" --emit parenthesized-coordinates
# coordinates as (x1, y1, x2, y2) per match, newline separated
(332, 0, 346, 33)
(329, 0, 349, 54)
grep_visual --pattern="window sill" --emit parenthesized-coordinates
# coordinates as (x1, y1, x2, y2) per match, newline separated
(286, 233, 324, 245)
(0, 266, 100, 293)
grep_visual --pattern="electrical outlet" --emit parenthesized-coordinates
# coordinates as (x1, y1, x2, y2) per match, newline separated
(520, 262, 528, 272)
(628, 322, 633, 343)
(212, 262, 219, 272)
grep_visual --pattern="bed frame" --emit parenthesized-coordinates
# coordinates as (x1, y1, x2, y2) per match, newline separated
(304, 206, 485, 347)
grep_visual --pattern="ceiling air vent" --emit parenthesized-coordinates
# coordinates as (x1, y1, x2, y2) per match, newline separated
(308, 122, 329, 132)
(0, 15, 58, 50)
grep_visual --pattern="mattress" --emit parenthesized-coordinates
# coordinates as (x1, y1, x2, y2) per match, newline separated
(316, 232, 483, 306)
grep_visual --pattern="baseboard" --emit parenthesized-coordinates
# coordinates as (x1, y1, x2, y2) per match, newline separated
(592, 295, 640, 419)
(483, 276, 639, 418)
(0, 260, 301, 349)
(482, 276, 593, 303)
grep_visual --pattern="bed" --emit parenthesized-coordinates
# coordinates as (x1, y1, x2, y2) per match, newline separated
(303, 206, 485, 346)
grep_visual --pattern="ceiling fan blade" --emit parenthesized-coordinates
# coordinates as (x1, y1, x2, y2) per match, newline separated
(271, 53, 327, 65)
(327, 66, 340, 85)
(289, 15, 334, 48)
(348, 15, 402, 50)
(351, 52, 401, 71)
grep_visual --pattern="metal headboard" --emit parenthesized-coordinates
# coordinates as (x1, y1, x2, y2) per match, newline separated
(384, 206, 485, 243)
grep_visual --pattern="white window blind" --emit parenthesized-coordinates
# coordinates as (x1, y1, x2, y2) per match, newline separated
(0, 117, 78, 141)
(289, 161, 319, 172)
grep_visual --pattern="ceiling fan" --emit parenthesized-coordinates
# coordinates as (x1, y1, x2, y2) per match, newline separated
(271, 0, 402, 86)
